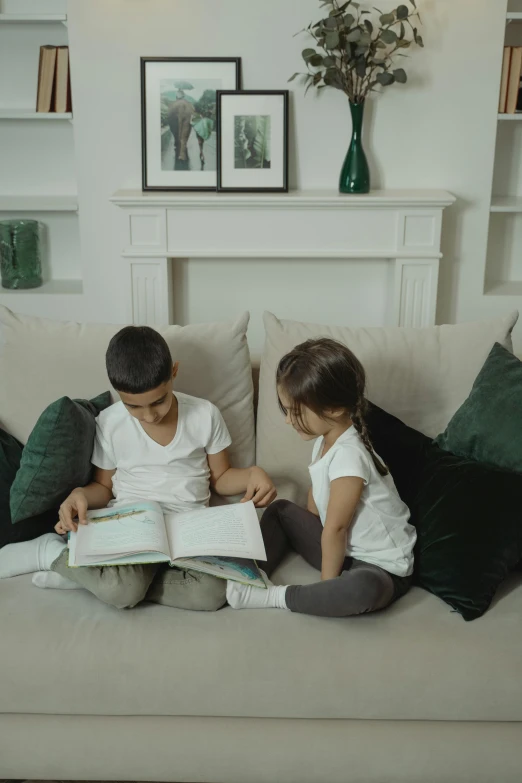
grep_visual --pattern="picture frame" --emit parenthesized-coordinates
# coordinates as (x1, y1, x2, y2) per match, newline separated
(140, 57, 241, 191)
(216, 90, 289, 193)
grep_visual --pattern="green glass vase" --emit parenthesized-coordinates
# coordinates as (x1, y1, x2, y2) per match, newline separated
(339, 100, 370, 194)
(0, 219, 42, 290)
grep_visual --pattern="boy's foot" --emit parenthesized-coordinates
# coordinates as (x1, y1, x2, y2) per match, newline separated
(226, 573, 288, 610)
(32, 571, 81, 590)
(0, 533, 66, 578)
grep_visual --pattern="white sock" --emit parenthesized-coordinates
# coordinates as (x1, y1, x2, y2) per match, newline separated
(0, 533, 66, 578)
(227, 574, 289, 610)
(32, 571, 81, 590)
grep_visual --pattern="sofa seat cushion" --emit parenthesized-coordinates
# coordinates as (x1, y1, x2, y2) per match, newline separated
(1, 564, 522, 722)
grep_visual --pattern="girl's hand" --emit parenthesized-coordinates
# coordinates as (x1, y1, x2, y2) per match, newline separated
(241, 467, 277, 508)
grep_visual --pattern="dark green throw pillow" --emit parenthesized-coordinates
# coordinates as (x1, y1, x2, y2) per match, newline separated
(367, 404, 522, 621)
(1, 427, 23, 527)
(0, 427, 57, 547)
(436, 342, 522, 473)
(10, 392, 111, 524)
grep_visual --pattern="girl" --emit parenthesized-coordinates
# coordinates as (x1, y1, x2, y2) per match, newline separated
(227, 338, 416, 618)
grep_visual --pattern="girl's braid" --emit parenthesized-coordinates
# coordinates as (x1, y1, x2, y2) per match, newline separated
(351, 383, 388, 477)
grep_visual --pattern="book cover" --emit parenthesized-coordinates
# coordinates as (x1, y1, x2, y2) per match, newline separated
(36, 45, 57, 113)
(506, 47, 522, 114)
(499, 47, 512, 114)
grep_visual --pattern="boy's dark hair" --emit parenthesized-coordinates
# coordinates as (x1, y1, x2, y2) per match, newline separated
(276, 338, 388, 477)
(106, 326, 173, 394)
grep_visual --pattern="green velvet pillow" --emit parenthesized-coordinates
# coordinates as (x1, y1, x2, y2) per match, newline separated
(413, 444, 522, 620)
(10, 392, 111, 524)
(368, 404, 522, 621)
(0, 427, 57, 547)
(436, 342, 522, 473)
(1, 427, 23, 526)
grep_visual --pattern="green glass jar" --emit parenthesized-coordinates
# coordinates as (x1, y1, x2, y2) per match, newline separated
(339, 100, 370, 195)
(0, 219, 42, 289)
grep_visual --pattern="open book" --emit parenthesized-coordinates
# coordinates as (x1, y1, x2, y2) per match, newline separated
(68, 500, 267, 588)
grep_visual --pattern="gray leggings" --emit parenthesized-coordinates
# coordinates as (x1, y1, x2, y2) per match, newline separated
(260, 499, 411, 618)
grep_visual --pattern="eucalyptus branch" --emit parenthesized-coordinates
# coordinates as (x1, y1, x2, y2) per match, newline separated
(291, 0, 424, 102)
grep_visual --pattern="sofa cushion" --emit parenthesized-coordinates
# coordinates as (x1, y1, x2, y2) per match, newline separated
(1, 568, 522, 722)
(0, 306, 255, 469)
(368, 403, 522, 621)
(0, 426, 22, 532)
(0, 427, 61, 547)
(256, 310, 518, 504)
(436, 342, 522, 473)
(10, 393, 111, 524)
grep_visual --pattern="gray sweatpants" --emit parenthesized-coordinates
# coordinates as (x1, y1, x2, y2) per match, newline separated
(52, 550, 226, 611)
(260, 499, 411, 618)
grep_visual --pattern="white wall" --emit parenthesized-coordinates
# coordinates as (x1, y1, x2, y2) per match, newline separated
(64, 0, 519, 356)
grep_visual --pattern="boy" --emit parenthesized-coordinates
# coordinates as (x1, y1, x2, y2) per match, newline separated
(0, 326, 276, 611)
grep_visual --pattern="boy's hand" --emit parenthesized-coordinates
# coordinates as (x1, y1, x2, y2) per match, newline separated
(57, 489, 89, 533)
(241, 467, 277, 508)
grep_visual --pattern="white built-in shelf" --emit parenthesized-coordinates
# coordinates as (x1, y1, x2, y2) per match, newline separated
(0, 279, 82, 296)
(0, 109, 72, 120)
(486, 280, 522, 296)
(490, 196, 522, 212)
(0, 194, 78, 212)
(498, 113, 522, 120)
(0, 13, 66, 23)
(507, 12, 522, 20)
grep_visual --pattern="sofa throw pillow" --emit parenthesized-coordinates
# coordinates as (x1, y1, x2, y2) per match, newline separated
(0, 427, 57, 547)
(10, 392, 111, 524)
(436, 342, 522, 474)
(368, 404, 522, 621)
(257, 310, 518, 506)
(1, 426, 22, 526)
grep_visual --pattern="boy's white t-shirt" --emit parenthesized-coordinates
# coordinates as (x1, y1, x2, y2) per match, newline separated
(309, 427, 416, 577)
(91, 392, 232, 513)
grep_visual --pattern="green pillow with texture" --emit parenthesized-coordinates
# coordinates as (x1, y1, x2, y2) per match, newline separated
(436, 342, 522, 473)
(10, 392, 111, 524)
(0, 427, 60, 547)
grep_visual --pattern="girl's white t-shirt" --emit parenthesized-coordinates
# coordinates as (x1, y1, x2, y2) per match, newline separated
(309, 427, 416, 576)
(91, 392, 232, 513)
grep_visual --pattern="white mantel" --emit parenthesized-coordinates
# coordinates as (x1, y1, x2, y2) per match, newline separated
(111, 189, 455, 328)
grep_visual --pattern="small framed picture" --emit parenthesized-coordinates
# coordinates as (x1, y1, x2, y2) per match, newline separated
(141, 57, 241, 191)
(217, 90, 289, 192)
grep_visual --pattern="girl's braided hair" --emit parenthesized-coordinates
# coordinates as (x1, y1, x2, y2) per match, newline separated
(276, 337, 388, 477)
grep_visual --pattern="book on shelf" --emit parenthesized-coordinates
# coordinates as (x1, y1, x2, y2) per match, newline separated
(499, 47, 512, 113)
(506, 46, 522, 114)
(67, 499, 268, 588)
(36, 45, 72, 114)
(36, 45, 57, 113)
(54, 46, 71, 113)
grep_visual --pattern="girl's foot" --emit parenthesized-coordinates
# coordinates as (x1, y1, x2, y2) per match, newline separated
(226, 573, 288, 610)
(0, 533, 66, 578)
(32, 571, 81, 590)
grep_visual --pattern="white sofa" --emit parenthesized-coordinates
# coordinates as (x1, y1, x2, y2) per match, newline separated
(1, 305, 522, 783)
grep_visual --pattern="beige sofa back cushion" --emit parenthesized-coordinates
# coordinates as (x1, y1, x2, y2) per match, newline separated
(0, 306, 255, 468)
(257, 310, 518, 504)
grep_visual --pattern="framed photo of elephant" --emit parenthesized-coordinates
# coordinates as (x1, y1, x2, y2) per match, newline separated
(140, 57, 241, 191)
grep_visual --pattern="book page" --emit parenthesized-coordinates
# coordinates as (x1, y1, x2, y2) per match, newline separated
(166, 501, 266, 560)
(172, 555, 267, 588)
(74, 500, 170, 566)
